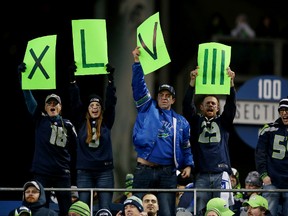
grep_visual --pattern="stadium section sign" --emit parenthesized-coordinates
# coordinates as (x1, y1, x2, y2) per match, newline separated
(221, 75, 288, 149)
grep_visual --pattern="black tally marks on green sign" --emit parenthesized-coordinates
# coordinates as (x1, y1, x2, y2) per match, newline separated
(203, 48, 226, 85)
(80, 29, 105, 68)
(28, 46, 50, 80)
(138, 22, 158, 60)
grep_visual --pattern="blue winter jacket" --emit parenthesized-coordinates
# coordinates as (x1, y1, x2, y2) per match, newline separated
(131, 62, 194, 170)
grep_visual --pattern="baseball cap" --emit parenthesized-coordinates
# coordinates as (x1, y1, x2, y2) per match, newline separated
(278, 97, 288, 111)
(23, 181, 41, 191)
(205, 197, 234, 216)
(243, 195, 269, 210)
(14, 206, 31, 216)
(45, 94, 61, 104)
(158, 84, 176, 98)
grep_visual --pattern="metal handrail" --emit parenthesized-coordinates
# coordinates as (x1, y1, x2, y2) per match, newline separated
(1, 187, 287, 216)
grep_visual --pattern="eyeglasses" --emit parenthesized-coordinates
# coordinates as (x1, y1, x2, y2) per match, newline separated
(25, 190, 40, 194)
(279, 108, 288, 113)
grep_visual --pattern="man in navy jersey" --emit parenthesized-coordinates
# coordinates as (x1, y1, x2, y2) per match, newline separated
(182, 66, 236, 216)
(255, 97, 288, 216)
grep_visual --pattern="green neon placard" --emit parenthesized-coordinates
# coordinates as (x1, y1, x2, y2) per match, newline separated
(137, 12, 171, 75)
(197, 42, 231, 94)
(72, 19, 108, 76)
(22, 35, 57, 90)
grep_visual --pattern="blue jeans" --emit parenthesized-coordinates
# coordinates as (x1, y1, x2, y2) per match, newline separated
(34, 173, 72, 216)
(194, 172, 223, 216)
(132, 163, 177, 216)
(77, 169, 114, 210)
(262, 184, 288, 216)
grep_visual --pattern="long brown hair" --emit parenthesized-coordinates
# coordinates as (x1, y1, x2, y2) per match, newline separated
(85, 112, 103, 144)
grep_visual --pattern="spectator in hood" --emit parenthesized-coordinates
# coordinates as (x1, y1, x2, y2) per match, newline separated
(8, 180, 57, 216)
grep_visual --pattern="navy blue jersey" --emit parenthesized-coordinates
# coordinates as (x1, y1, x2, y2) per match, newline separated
(23, 90, 78, 178)
(255, 118, 288, 188)
(183, 86, 236, 174)
(69, 82, 117, 171)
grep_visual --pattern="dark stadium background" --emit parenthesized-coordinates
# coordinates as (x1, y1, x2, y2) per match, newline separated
(1, 0, 287, 200)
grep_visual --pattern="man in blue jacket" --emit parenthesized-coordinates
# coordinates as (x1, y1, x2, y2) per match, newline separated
(131, 46, 194, 216)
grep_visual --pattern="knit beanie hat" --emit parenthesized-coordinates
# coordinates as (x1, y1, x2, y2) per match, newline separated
(278, 97, 288, 111)
(245, 171, 262, 187)
(88, 94, 103, 108)
(123, 195, 144, 212)
(95, 208, 113, 216)
(68, 200, 90, 216)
